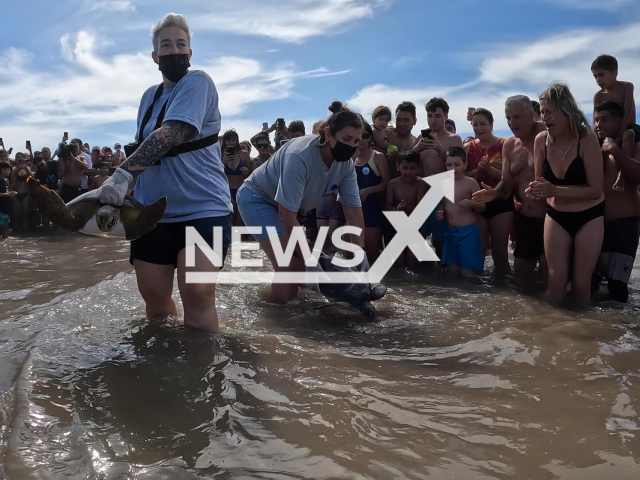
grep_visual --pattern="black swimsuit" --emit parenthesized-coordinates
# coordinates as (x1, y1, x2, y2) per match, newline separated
(543, 137, 604, 237)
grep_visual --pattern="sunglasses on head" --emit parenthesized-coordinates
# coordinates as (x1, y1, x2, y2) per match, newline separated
(328, 110, 364, 127)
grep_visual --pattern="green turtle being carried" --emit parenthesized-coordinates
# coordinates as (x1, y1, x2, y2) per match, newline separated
(27, 177, 167, 240)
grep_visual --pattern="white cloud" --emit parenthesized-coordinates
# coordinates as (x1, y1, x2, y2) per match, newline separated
(85, 0, 135, 12)
(348, 22, 640, 137)
(191, 0, 393, 43)
(0, 31, 348, 151)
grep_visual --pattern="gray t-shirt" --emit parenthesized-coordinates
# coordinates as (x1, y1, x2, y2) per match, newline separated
(244, 135, 361, 212)
(133, 70, 232, 223)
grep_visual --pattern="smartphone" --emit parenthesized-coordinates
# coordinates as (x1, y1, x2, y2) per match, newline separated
(262, 122, 269, 131)
(26, 140, 31, 150)
(63, 132, 69, 142)
(226, 146, 235, 156)
(467, 107, 475, 116)
(0, 138, 3, 145)
(280, 139, 289, 146)
(421, 129, 433, 140)
(8, 148, 13, 155)
(277, 118, 285, 130)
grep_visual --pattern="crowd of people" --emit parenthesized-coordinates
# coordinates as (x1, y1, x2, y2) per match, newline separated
(1, 28, 638, 322)
(228, 53, 638, 309)
(0, 140, 126, 237)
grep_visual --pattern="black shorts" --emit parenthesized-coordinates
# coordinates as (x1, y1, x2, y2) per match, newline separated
(482, 194, 515, 220)
(129, 214, 233, 267)
(513, 211, 545, 261)
(598, 216, 640, 284)
(59, 183, 82, 203)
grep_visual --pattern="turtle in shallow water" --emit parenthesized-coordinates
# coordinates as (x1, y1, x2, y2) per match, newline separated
(27, 177, 167, 240)
(307, 252, 388, 319)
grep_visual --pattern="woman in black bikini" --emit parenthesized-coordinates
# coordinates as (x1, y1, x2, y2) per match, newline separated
(526, 83, 605, 307)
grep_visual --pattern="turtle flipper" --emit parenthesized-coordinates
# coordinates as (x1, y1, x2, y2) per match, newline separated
(121, 197, 167, 241)
(26, 177, 85, 232)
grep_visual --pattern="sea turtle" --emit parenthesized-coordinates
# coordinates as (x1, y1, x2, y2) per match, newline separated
(307, 252, 387, 319)
(27, 177, 167, 240)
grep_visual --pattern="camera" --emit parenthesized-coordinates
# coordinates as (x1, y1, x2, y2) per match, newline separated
(124, 142, 139, 157)
(58, 141, 77, 160)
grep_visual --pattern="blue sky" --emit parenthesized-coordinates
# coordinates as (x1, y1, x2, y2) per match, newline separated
(0, 0, 638, 154)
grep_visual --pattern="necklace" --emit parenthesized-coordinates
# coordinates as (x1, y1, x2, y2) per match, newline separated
(554, 139, 574, 161)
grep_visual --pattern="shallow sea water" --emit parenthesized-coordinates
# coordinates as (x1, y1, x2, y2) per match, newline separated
(1, 233, 640, 479)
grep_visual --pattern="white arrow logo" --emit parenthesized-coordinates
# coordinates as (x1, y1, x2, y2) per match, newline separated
(185, 171, 455, 284)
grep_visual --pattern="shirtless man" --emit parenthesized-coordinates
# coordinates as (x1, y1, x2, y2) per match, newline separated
(473, 95, 547, 291)
(10, 152, 33, 233)
(386, 101, 418, 179)
(58, 139, 89, 203)
(412, 98, 464, 258)
(413, 98, 463, 177)
(593, 100, 640, 303)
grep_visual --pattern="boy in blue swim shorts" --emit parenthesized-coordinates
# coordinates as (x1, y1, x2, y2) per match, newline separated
(436, 148, 486, 277)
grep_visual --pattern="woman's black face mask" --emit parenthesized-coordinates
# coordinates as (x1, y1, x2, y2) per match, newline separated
(330, 139, 358, 162)
(158, 54, 190, 83)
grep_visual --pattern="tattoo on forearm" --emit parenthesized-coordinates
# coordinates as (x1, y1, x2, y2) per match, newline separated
(121, 121, 196, 175)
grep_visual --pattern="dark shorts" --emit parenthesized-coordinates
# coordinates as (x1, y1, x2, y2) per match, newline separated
(59, 183, 82, 203)
(598, 216, 640, 285)
(362, 195, 382, 228)
(316, 198, 345, 222)
(129, 215, 233, 267)
(421, 201, 447, 243)
(513, 211, 545, 261)
(482, 194, 515, 221)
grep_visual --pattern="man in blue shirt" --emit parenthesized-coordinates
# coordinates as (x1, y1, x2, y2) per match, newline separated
(97, 13, 232, 331)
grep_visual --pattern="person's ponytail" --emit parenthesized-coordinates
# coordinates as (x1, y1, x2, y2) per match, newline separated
(319, 101, 362, 144)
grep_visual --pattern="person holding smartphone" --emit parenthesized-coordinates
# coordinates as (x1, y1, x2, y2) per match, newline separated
(10, 151, 33, 233)
(95, 13, 232, 332)
(58, 139, 89, 203)
(412, 98, 464, 258)
(221, 129, 252, 225)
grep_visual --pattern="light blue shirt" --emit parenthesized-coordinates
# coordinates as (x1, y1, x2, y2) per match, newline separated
(244, 135, 361, 213)
(133, 70, 232, 223)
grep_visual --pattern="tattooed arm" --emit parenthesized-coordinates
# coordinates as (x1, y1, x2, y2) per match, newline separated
(119, 120, 197, 184)
(97, 120, 196, 206)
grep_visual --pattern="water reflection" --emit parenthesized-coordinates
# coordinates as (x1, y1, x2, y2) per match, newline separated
(1, 235, 640, 478)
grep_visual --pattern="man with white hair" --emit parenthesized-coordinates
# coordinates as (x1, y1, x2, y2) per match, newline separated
(473, 95, 547, 291)
(97, 13, 233, 331)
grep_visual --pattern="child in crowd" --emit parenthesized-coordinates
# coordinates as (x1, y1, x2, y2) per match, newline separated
(436, 148, 485, 278)
(592, 54, 637, 191)
(371, 105, 393, 154)
(0, 162, 16, 239)
(386, 150, 427, 268)
(89, 163, 111, 190)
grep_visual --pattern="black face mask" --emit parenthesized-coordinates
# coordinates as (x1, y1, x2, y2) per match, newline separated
(158, 54, 190, 83)
(330, 139, 357, 162)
